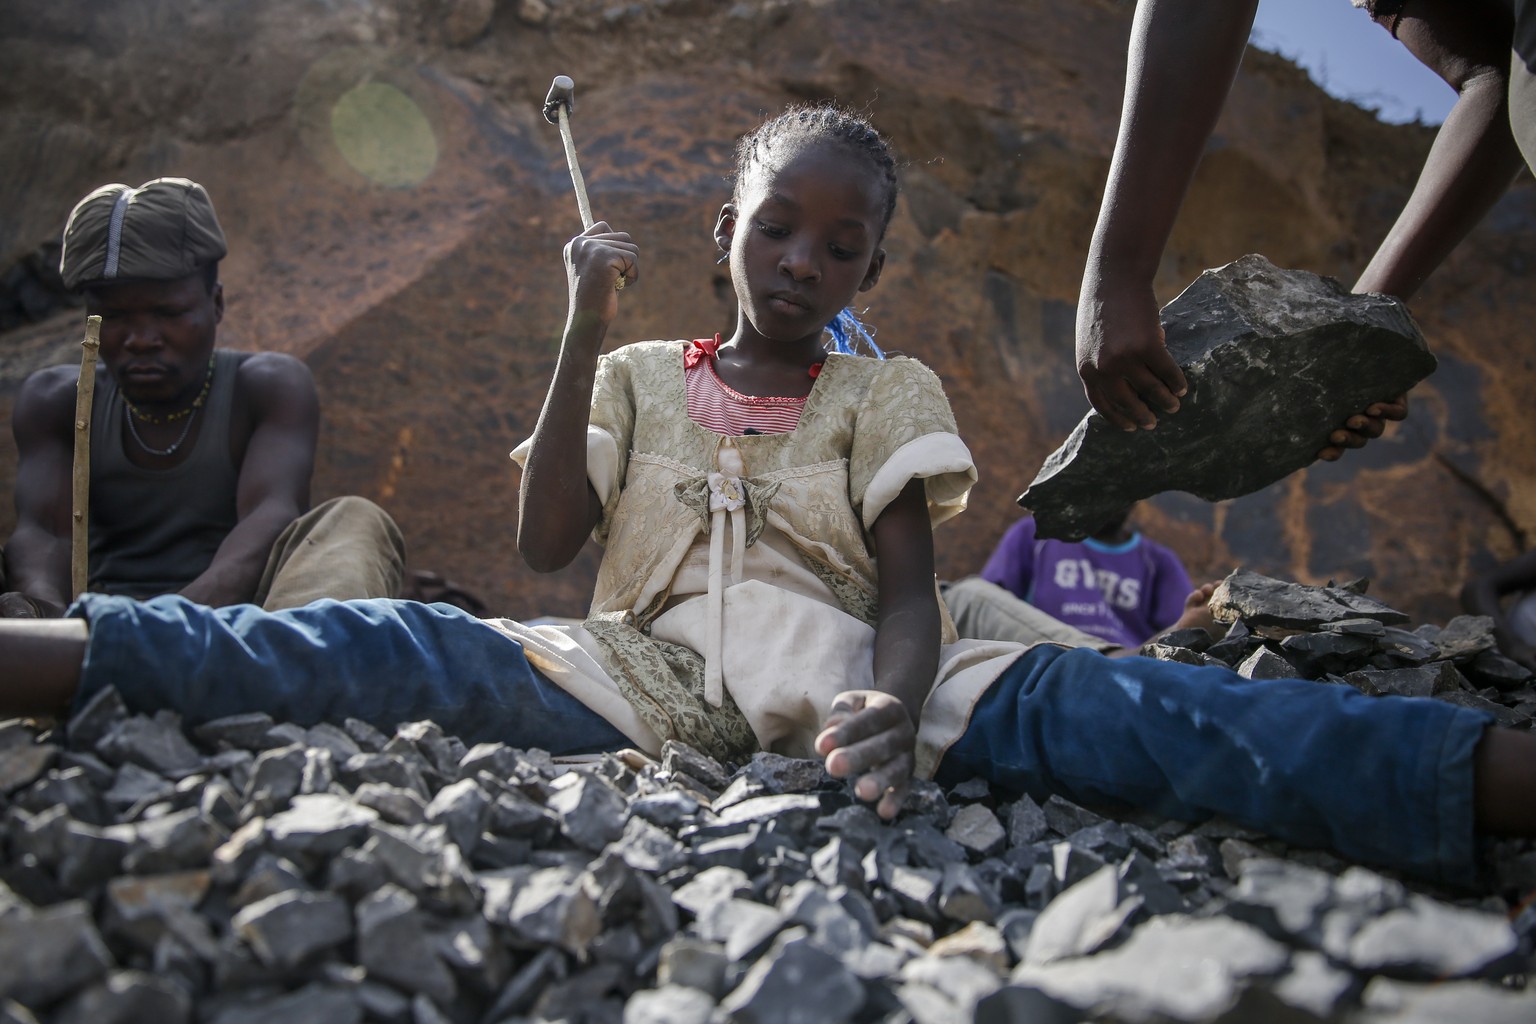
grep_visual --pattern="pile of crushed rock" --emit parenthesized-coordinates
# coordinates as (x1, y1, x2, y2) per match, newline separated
(0, 569, 1533, 1023)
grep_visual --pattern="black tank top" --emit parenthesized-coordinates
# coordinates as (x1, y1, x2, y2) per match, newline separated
(88, 350, 247, 597)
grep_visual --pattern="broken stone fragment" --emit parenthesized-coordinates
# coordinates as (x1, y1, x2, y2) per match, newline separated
(98, 713, 204, 778)
(1210, 568, 1410, 631)
(608, 815, 687, 875)
(1005, 795, 1050, 847)
(424, 777, 488, 855)
(1432, 615, 1498, 662)
(49, 969, 192, 1024)
(718, 927, 866, 1024)
(656, 935, 732, 996)
(1023, 864, 1133, 966)
(1278, 631, 1377, 675)
(232, 890, 352, 968)
(945, 803, 1007, 858)
(1226, 858, 1335, 942)
(939, 863, 1002, 924)
(1041, 795, 1105, 836)
(1236, 647, 1300, 680)
(1139, 642, 1205, 666)
(1270, 950, 1359, 1020)
(355, 884, 457, 1005)
(1345, 662, 1465, 699)
(0, 900, 115, 1007)
(484, 864, 601, 954)
(1346, 895, 1519, 979)
(0, 725, 57, 795)
(1011, 915, 1291, 1022)
(624, 984, 715, 1024)
(265, 794, 377, 861)
(1019, 255, 1436, 538)
(546, 773, 628, 851)
(1463, 648, 1534, 691)
(922, 927, 1011, 982)
(1435, 689, 1533, 729)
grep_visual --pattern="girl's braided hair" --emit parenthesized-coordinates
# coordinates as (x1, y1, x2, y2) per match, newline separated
(732, 104, 900, 358)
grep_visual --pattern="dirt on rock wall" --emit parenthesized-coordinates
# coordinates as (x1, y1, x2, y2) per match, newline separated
(2, 0, 1533, 621)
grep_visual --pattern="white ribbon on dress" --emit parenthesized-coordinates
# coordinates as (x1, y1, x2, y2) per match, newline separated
(704, 442, 748, 707)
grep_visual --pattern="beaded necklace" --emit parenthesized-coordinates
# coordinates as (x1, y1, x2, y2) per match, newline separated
(121, 356, 215, 457)
(122, 356, 216, 424)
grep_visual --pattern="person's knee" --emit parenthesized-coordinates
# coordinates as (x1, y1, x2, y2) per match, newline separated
(308, 496, 406, 559)
(941, 576, 990, 618)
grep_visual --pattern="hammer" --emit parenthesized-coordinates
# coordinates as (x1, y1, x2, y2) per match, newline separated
(543, 75, 625, 289)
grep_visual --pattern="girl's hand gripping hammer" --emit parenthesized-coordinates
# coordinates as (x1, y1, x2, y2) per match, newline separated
(543, 75, 625, 290)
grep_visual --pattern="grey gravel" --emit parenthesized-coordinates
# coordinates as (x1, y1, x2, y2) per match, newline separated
(0, 566, 1529, 1021)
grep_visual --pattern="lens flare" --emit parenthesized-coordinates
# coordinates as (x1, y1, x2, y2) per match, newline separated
(329, 81, 438, 188)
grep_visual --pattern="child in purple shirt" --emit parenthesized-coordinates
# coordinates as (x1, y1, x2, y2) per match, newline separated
(980, 507, 1198, 649)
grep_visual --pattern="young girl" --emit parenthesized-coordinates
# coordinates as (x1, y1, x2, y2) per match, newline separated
(5, 106, 1534, 885)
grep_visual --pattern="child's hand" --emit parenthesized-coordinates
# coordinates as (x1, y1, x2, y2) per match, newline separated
(815, 689, 917, 820)
(564, 222, 638, 324)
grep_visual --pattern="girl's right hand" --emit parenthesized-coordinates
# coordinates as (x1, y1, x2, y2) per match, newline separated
(564, 222, 638, 327)
(816, 689, 917, 820)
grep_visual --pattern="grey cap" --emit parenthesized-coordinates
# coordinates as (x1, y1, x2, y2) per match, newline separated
(59, 177, 228, 290)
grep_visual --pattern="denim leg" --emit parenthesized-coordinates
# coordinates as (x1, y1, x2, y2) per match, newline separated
(937, 644, 1492, 884)
(70, 594, 630, 755)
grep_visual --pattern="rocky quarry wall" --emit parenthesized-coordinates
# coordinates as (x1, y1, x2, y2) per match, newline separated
(2, 0, 1534, 620)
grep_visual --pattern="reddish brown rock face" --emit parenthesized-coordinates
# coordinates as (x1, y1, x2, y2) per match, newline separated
(2, 0, 1533, 621)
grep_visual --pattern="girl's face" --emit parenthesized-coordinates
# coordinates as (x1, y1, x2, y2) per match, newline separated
(716, 140, 887, 351)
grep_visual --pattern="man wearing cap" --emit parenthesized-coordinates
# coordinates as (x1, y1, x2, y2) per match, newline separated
(0, 177, 404, 617)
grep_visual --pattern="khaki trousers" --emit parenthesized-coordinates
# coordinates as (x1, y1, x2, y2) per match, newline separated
(254, 496, 406, 610)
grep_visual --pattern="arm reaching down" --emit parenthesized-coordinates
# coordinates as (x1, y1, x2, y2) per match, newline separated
(1353, 0, 1524, 301)
(177, 353, 318, 608)
(1077, 0, 1260, 431)
(816, 478, 940, 819)
(1, 367, 80, 617)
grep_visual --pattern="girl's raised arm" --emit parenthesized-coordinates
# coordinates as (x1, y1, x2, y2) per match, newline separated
(516, 224, 638, 573)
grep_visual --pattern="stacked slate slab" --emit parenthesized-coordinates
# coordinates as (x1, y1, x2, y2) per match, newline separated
(0, 571, 1532, 1023)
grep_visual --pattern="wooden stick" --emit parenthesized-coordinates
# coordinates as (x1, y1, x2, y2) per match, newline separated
(71, 315, 101, 600)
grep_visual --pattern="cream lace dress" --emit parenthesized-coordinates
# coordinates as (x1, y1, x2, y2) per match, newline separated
(503, 340, 1027, 775)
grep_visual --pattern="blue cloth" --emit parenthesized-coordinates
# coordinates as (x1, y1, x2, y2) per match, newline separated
(937, 644, 1490, 886)
(71, 595, 1492, 883)
(71, 594, 629, 755)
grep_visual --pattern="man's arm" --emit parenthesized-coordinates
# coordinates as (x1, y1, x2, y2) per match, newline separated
(1, 366, 81, 617)
(817, 479, 939, 820)
(1078, 0, 1260, 431)
(176, 353, 317, 607)
(1353, 0, 1525, 300)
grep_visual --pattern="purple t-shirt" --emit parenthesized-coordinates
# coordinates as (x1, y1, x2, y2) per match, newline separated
(980, 516, 1194, 647)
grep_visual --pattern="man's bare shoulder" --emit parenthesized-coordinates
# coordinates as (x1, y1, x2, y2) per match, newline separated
(232, 350, 314, 390)
(14, 365, 81, 431)
(18, 364, 82, 403)
(231, 350, 319, 409)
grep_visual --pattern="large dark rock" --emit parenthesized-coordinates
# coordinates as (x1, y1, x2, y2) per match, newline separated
(1019, 255, 1437, 538)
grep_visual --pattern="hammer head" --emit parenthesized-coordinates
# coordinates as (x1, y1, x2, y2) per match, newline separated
(542, 75, 575, 125)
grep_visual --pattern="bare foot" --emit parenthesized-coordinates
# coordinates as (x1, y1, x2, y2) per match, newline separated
(1170, 582, 1219, 636)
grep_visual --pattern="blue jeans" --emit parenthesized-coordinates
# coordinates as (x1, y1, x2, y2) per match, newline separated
(939, 645, 1489, 886)
(72, 594, 629, 755)
(72, 595, 1490, 882)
